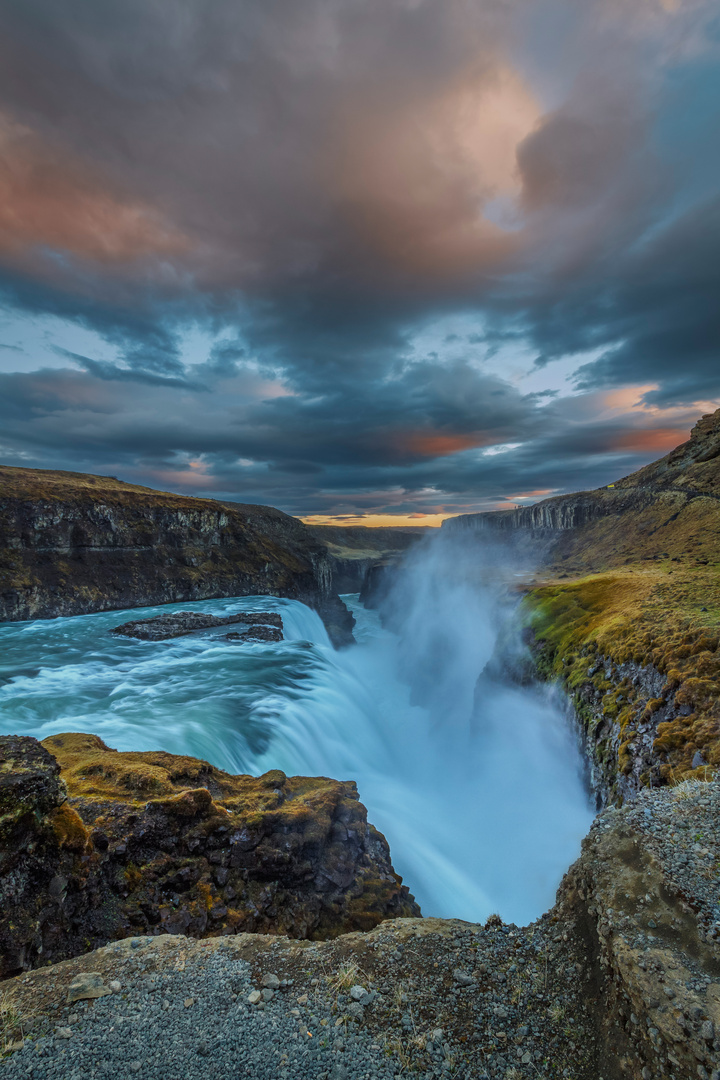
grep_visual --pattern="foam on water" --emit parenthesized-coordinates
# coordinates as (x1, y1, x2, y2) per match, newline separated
(0, 535, 594, 924)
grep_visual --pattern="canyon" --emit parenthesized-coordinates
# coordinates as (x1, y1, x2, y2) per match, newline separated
(1, 415, 720, 1077)
(445, 408, 720, 804)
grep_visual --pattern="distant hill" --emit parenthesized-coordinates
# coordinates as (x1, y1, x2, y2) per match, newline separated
(307, 524, 430, 558)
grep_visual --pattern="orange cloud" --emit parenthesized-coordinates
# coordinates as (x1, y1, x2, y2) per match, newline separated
(602, 384, 659, 411)
(397, 431, 491, 457)
(301, 513, 446, 527)
(507, 488, 555, 501)
(330, 63, 540, 278)
(611, 427, 690, 453)
(0, 115, 187, 265)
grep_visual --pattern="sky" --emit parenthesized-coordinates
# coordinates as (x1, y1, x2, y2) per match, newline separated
(0, 0, 718, 525)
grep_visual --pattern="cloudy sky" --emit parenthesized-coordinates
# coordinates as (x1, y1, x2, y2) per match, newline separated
(0, 0, 718, 524)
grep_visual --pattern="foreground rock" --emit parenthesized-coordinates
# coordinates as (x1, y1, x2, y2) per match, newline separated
(0, 465, 354, 646)
(558, 776, 720, 1078)
(111, 610, 283, 642)
(0, 918, 600, 1080)
(0, 734, 419, 978)
(2, 776, 718, 1078)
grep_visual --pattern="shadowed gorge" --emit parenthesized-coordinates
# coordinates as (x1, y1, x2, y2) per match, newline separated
(0, 422, 719, 1079)
(0, 0, 719, 1073)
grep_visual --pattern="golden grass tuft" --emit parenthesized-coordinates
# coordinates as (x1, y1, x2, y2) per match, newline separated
(0, 989, 35, 1057)
(48, 802, 91, 853)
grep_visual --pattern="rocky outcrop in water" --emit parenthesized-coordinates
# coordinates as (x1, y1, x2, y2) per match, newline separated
(111, 610, 283, 642)
(0, 733, 419, 978)
(0, 465, 354, 646)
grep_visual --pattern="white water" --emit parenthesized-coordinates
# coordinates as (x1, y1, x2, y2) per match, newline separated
(0, 533, 593, 925)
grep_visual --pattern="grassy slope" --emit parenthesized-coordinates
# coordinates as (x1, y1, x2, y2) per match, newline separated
(525, 411, 720, 787)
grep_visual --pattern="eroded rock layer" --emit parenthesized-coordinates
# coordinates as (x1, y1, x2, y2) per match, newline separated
(0, 734, 419, 978)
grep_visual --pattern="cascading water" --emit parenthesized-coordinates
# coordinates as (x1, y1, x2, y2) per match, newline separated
(0, 531, 593, 926)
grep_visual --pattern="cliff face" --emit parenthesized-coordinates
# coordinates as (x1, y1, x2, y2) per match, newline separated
(446, 489, 625, 535)
(440, 412, 720, 799)
(0, 466, 353, 645)
(556, 778, 720, 1078)
(527, 570, 720, 803)
(0, 733, 419, 977)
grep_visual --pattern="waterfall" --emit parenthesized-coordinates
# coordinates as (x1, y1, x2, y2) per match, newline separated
(0, 532, 593, 926)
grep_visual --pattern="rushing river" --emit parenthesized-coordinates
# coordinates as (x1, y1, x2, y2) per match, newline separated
(0, 537, 594, 925)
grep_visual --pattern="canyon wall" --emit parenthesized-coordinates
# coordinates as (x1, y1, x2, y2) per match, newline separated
(307, 524, 427, 593)
(444, 411, 720, 799)
(0, 466, 353, 645)
(443, 409, 720, 557)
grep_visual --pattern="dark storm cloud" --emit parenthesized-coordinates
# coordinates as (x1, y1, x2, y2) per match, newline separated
(0, 0, 718, 515)
(0, 356, 700, 516)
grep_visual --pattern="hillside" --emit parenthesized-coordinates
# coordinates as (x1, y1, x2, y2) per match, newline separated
(0, 465, 353, 644)
(445, 410, 720, 800)
(307, 524, 430, 556)
(445, 408, 720, 574)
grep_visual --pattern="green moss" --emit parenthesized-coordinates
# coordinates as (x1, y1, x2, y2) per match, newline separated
(525, 567, 720, 788)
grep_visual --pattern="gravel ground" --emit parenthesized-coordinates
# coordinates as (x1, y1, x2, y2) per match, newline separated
(617, 777, 720, 942)
(0, 915, 602, 1080)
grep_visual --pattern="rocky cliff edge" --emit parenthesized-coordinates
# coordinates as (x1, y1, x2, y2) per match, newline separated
(1, 775, 717, 1079)
(0, 734, 419, 979)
